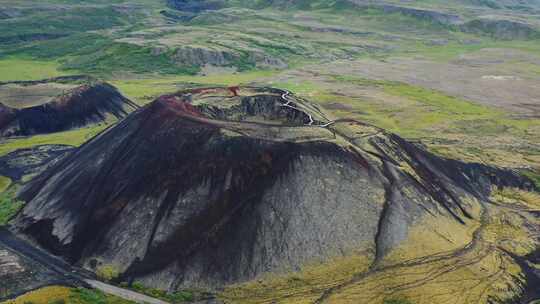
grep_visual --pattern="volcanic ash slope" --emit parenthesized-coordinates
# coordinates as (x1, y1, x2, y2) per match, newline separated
(10, 87, 538, 303)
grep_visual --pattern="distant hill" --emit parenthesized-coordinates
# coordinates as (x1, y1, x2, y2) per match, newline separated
(0, 77, 138, 137)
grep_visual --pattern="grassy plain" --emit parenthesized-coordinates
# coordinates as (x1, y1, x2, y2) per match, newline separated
(111, 70, 275, 104)
(2, 286, 135, 304)
(0, 125, 108, 157)
(0, 58, 66, 82)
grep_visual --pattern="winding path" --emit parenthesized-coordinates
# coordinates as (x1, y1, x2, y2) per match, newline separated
(280, 90, 315, 125)
(278, 90, 340, 128)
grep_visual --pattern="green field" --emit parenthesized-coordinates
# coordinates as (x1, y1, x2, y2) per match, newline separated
(111, 70, 276, 104)
(0, 176, 11, 193)
(0, 125, 108, 157)
(0, 58, 66, 82)
(0, 188, 23, 226)
(4, 286, 135, 304)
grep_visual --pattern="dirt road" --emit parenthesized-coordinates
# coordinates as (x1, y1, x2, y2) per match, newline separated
(0, 227, 169, 304)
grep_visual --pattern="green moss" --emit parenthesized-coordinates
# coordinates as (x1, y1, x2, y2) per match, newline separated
(129, 282, 197, 303)
(523, 170, 540, 190)
(0, 188, 24, 226)
(69, 287, 134, 304)
(0, 176, 11, 193)
(5, 286, 135, 304)
(96, 265, 120, 281)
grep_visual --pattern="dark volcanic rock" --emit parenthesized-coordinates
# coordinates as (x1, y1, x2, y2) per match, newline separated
(0, 103, 16, 134)
(198, 94, 313, 125)
(0, 80, 138, 137)
(0, 145, 74, 182)
(510, 249, 540, 303)
(10, 88, 534, 292)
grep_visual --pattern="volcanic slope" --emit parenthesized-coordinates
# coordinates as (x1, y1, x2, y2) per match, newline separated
(0, 76, 138, 137)
(10, 87, 540, 304)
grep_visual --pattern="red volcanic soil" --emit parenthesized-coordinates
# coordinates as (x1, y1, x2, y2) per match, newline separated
(156, 95, 204, 118)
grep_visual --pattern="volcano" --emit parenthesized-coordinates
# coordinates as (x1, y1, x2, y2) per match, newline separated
(0, 77, 138, 137)
(10, 87, 538, 302)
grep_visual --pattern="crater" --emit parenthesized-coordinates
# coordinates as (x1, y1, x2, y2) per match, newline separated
(156, 86, 319, 126)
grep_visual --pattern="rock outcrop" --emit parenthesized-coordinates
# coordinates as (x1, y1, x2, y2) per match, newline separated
(0, 78, 138, 137)
(10, 87, 534, 294)
(0, 145, 74, 182)
(172, 46, 236, 66)
(461, 18, 540, 40)
(376, 4, 462, 25)
(170, 46, 286, 69)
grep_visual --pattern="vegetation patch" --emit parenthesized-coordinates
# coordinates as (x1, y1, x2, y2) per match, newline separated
(2, 286, 72, 304)
(3, 286, 135, 304)
(0, 124, 108, 157)
(96, 265, 120, 282)
(69, 287, 134, 304)
(491, 187, 540, 210)
(522, 170, 540, 190)
(0, 176, 11, 193)
(2, 34, 199, 76)
(221, 253, 373, 303)
(0, 187, 24, 226)
(0, 58, 65, 82)
(112, 70, 275, 104)
(124, 282, 199, 303)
